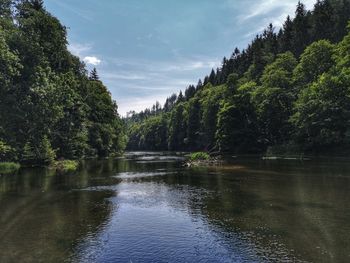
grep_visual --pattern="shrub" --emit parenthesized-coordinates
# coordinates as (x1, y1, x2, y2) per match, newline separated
(52, 160, 79, 173)
(0, 162, 20, 175)
(189, 152, 210, 162)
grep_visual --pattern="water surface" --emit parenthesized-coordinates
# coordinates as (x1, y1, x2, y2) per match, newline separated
(1, 152, 350, 262)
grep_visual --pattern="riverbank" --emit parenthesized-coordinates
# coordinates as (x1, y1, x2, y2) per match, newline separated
(51, 160, 80, 173)
(184, 149, 350, 167)
(0, 160, 80, 175)
(0, 162, 20, 175)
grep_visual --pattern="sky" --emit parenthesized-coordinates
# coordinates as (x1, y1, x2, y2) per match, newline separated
(45, 0, 317, 116)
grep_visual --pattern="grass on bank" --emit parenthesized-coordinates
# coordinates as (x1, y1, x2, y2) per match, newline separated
(51, 160, 79, 173)
(189, 152, 211, 162)
(0, 162, 21, 175)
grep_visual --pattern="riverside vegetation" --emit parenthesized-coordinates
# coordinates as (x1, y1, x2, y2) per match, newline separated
(0, 0, 127, 172)
(126, 0, 350, 157)
(1, 0, 350, 174)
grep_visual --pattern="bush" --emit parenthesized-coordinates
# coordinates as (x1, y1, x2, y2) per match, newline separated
(189, 152, 210, 162)
(22, 136, 56, 165)
(0, 141, 17, 162)
(52, 160, 79, 173)
(0, 162, 20, 175)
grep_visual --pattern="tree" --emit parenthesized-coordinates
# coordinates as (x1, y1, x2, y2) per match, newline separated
(22, 136, 56, 165)
(177, 91, 184, 103)
(333, 0, 350, 42)
(185, 85, 196, 100)
(208, 69, 216, 85)
(279, 15, 293, 52)
(89, 67, 99, 81)
(168, 104, 186, 150)
(252, 52, 297, 145)
(291, 72, 350, 150)
(215, 102, 257, 153)
(292, 2, 311, 56)
(0, 1, 126, 163)
(0, 140, 15, 161)
(123, 2, 350, 155)
(200, 84, 226, 150)
(0, 0, 12, 19)
(293, 40, 335, 87)
(186, 98, 201, 150)
(312, 0, 334, 42)
(226, 73, 239, 89)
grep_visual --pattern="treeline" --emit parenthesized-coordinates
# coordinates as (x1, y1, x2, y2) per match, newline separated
(0, 0, 126, 165)
(126, 0, 350, 154)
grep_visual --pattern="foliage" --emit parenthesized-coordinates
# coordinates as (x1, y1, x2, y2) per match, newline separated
(125, 1, 350, 155)
(52, 160, 79, 173)
(0, 140, 16, 161)
(0, 162, 20, 175)
(0, 1, 126, 165)
(293, 40, 335, 87)
(291, 71, 350, 150)
(189, 152, 210, 162)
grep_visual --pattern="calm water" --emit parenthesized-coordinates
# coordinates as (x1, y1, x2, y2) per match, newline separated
(1, 152, 350, 263)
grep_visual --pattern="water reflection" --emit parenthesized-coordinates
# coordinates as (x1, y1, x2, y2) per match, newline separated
(0, 154, 350, 262)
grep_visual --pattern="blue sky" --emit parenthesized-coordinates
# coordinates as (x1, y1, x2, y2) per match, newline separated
(45, 0, 316, 116)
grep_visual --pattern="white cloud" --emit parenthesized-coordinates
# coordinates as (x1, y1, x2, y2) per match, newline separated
(161, 60, 219, 72)
(49, 0, 93, 21)
(101, 72, 147, 81)
(236, 0, 317, 27)
(83, 56, 102, 66)
(241, 0, 293, 22)
(69, 42, 102, 66)
(106, 56, 219, 72)
(68, 42, 92, 57)
(117, 94, 170, 117)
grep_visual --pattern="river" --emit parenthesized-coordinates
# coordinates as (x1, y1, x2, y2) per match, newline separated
(0, 152, 350, 262)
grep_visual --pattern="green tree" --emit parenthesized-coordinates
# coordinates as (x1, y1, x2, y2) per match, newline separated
(186, 98, 201, 150)
(292, 2, 311, 56)
(252, 52, 297, 145)
(293, 40, 335, 88)
(312, 0, 334, 42)
(291, 72, 350, 149)
(22, 136, 56, 165)
(168, 104, 186, 150)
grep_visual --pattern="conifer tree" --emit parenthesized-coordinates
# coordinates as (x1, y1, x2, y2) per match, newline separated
(279, 16, 294, 52)
(312, 0, 334, 42)
(89, 67, 99, 81)
(292, 2, 311, 56)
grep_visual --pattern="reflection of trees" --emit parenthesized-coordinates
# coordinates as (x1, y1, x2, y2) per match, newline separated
(141, 160, 350, 263)
(199, 162, 350, 263)
(0, 165, 117, 263)
(2, 156, 349, 263)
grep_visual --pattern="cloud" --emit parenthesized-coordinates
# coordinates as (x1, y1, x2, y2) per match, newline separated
(101, 72, 147, 81)
(68, 42, 92, 57)
(106, 56, 219, 73)
(83, 56, 102, 66)
(241, 0, 293, 22)
(102, 56, 219, 116)
(235, 0, 317, 27)
(117, 94, 171, 117)
(69, 42, 102, 66)
(160, 60, 219, 72)
(48, 0, 93, 21)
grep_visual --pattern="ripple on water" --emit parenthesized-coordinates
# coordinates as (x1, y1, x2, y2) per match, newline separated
(73, 181, 266, 263)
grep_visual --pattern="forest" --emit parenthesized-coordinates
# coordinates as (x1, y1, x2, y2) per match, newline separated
(1, 0, 350, 168)
(0, 0, 126, 166)
(126, 0, 350, 155)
